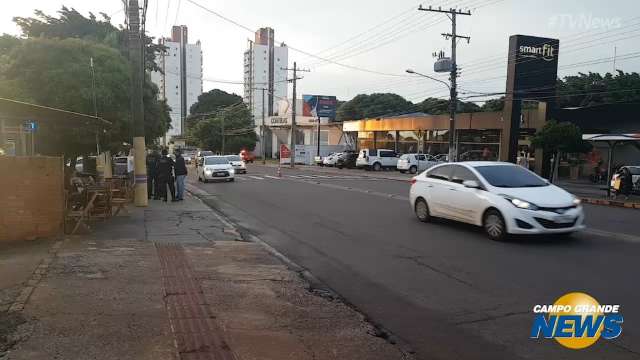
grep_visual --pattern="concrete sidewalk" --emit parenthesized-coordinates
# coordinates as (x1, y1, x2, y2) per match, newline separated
(1, 192, 407, 360)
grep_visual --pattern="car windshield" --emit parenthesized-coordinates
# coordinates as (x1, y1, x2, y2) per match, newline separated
(474, 165, 549, 188)
(200, 151, 213, 156)
(400, 154, 410, 160)
(627, 167, 640, 175)
(226, 155, 241, 162)
(205, 157, 229, 165)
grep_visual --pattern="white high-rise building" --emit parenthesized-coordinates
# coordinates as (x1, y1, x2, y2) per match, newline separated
(151, 25, 203, 141)
(244, 27, 288, 156)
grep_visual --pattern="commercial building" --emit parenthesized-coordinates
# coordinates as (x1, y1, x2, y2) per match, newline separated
(343, 105, 547, 170)
(151, 25, 203, 142)
(263, 98, 347, 161)
(243, 27, 288, 155)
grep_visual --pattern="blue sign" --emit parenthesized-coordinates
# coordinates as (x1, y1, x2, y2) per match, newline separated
(302, 95, 337, 120)
(24, 121, 37, 132)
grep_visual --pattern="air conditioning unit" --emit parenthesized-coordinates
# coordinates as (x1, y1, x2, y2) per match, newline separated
(434, 57, 453, 73)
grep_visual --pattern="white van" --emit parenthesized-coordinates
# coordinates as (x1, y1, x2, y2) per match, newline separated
(355, 149, 398, 171)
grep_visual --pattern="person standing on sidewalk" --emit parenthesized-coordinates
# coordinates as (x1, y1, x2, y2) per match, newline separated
(146, 150, 160, 200)
(156, 149, 177, 202)
(174, 149, 188, 201)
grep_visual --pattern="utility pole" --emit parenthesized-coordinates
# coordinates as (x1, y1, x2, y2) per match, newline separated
(90, 57, 100, 155)
(221, 114, 225, 154)
(261, 87, 266, 164)
(418, 5, 470, 162)
(128, 0, 148, 207)
(281, 62, 309, 168)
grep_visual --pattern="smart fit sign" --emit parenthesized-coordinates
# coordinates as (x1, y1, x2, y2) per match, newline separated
(501, 35, 560, 163)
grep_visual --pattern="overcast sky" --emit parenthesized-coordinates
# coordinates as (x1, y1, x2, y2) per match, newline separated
(2, 0, 639, 102)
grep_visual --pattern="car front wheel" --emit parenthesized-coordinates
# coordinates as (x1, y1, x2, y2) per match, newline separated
(483, 209, 507, 241)
(414, 198, 431, 222)
(409, 166, 418, 174)
(372, 162, 382, 171)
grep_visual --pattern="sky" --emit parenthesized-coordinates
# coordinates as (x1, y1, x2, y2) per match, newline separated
(2, 0, 639, 103)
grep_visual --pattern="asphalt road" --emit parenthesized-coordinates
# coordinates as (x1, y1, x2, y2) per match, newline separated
(189, 164, 640, 360)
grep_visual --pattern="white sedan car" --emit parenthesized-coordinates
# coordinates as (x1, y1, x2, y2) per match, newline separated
(225, 155, 247, 174)
(197, 156, 235, 183)
(409, 162, 585, 241)
(322, 152, 341, 167)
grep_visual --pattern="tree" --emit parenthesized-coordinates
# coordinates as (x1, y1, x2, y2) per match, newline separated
(189, 104, 257, 154)
(336, 93, 414, 121)
(0, 37, 131, 159)
(189, 89, 243, 115)
(531, 120, 592, 181)
(11, 7, 171, 145)
(556, 71, 640, 108)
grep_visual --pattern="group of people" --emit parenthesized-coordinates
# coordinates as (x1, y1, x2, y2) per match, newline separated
(146, 149, 188, 202)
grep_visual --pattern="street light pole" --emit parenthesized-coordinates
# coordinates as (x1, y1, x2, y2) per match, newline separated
(416, 5, 471, 162)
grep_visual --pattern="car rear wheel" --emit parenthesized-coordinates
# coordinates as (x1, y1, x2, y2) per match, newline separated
(409, 165, 418, 174)
(414, 198, 431, 222)
(373, 162, 382, 171)
(483, 209, 507, 241)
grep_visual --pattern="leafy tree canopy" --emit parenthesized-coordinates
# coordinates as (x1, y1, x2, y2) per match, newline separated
(188, 104, 257, 154)
(2, 6, 172, 155)
(336, 93, 414, 121)
(556, 71, 640, 108)
(189, 89, 243, 116)
(531, 120, 592, 155)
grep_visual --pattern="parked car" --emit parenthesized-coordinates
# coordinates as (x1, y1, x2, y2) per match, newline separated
(433, 153, 449, 162)
(409, 162, 585, 241)
(397, 153, 441, 174)
(336, 152, 359, 169)
(610, 166, 640, 194)
(323, 152, 342, 167)
(196, 150, 214, 167)
(113, 156, 129, 176)
(356, 149, 398, 171)
(240, 149, 255, 163)
(197, 156, 235, 183)
(226, 154, 247, 174)
(183, 155, 192, 165)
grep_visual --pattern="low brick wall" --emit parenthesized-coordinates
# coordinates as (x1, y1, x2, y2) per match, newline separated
(0, 156, 64, 242)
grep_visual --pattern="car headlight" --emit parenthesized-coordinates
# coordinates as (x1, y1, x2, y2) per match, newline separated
(573, 197, 582, 206)
(502, 195, 539, 210)
(204, 169, 212, 174)
(229, 168, 235, 174)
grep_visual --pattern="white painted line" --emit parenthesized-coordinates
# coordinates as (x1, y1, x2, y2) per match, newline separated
(235, 176, 248, 181)
(584, 228, 640, 243)
(264, 175, 280, 179)
(248, 176, 264, 180)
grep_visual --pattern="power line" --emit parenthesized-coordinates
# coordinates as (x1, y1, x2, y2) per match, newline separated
(183, 0, 410, 77)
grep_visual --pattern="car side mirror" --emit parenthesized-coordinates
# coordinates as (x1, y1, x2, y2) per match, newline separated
(463, 180, 480, 189)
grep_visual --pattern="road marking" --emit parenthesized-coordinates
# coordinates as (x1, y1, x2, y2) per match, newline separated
(584, 228, 640, 243)
(248, 176, 264, 180)
(264, 175, 280, 179)
(235, 176, 248, 181)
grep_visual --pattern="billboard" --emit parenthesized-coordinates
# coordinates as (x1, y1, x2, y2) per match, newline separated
(501, 35, 560, 163)
(302, 95, 337, 120)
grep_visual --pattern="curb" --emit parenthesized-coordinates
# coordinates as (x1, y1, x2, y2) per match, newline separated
(580, 197, 640, 210)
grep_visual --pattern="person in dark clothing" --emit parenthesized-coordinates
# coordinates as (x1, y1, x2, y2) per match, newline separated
(146, 151, 160, 199)
(174, 149, 188, 201)
(619, 167, 634, 200)
(156, 149, 176, 202)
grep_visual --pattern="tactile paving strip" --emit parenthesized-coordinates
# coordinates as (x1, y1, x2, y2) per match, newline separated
(156, 243, 236, 360)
